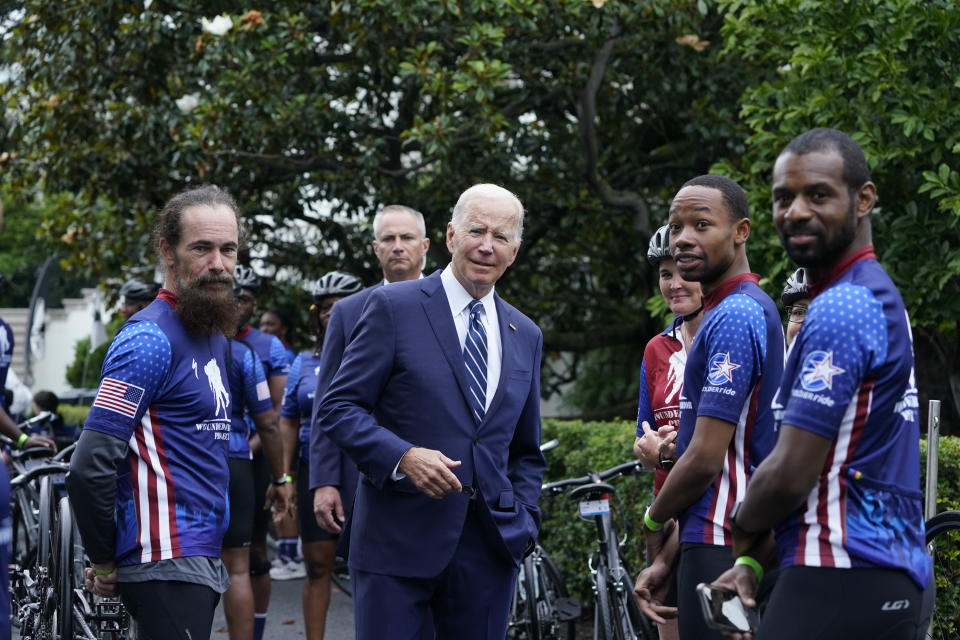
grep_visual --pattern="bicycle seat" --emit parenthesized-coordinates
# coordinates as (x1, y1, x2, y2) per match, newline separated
(569, 481, 615, 500)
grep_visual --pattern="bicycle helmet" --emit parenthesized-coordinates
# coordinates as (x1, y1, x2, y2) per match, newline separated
(646, 225, 672, 266)
(781, 268, 809, 307)
(119, 278, 160, 302)
(233, 265, 260, 291)
(312, 271, 362, 299)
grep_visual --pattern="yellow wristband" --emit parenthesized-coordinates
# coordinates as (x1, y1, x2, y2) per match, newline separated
(644, 507, 664, 532)
(735, 555, 764, 582)
(93, 568, 114, 576)
(16, 433, 28, 448)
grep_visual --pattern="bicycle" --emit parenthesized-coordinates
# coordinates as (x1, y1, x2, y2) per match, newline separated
(509, 543, 580, 640)
(925, 510, 960, 640)
(507, 439, 580, 640)
(542, 460, 656, 640)
(8, 439, 135, 640)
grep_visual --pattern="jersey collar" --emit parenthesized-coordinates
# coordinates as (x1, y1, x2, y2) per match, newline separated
(808, 245, 877, 298)
(157, 288, 178, 306)
(235, 325, 253, 340)
(702, 273, 760, 311)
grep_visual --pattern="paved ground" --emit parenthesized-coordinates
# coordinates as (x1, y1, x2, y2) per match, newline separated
(211, 576, 355, 640)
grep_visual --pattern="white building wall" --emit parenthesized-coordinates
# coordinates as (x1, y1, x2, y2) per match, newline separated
(0, 288, 107, 396)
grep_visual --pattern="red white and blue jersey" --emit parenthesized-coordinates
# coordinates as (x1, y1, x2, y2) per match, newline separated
(0, 318, 13, 411)
(84, 291, 232, 567)
(676, 274, 784, 546)
(773, 247, 931, 589)
(280, 351, 321, 464)
(226, 339, 272, 459)
(636, 316, 686, 494)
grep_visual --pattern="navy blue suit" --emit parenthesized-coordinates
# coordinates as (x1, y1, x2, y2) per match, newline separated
(308, 284, 381, 508)
(315, 271, 545, 638)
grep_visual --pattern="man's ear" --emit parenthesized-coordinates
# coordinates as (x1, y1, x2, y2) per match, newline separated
(733, 217, 751, 247)
(158, 238, 176, 268)
(855, 181, 877, 220)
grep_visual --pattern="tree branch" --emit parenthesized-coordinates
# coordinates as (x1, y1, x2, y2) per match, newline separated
(530, 38, 589, 52)
(213, 149, 339, 172)
(578, 21, 652, 235)
(544, 323, 645, 352)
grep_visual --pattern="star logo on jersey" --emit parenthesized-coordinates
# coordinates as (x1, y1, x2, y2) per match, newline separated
(800, 350, 845, 392)
(706, 352, 740, 386)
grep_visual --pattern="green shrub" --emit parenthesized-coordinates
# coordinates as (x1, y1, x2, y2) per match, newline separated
(539, 419, 653, 604)
(539, 420, 960, 630)
(58, 404, 90, 428)
(921, 435, 960, 638)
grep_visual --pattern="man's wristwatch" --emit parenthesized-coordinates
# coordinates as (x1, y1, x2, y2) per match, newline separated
(272, 473, 293, 486)
(728, 501, 761, 540)
(658, 451, 674, 471)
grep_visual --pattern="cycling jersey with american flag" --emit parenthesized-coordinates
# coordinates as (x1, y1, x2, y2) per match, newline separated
(675, 274, 784, 546)
(85, 290, 231, 567)
(773, 247, 931, 589)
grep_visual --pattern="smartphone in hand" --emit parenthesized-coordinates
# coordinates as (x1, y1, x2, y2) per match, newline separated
(696, 583, 759, 633)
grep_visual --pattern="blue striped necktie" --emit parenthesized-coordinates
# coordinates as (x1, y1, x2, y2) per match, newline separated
(463, 299, 488, 423)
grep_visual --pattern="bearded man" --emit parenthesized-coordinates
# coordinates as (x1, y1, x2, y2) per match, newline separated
(65, 185, 284, 640)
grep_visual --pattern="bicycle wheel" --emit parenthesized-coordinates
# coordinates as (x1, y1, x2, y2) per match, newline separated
(593, 563, 616, 640)
(53, 495, 84, 640)
(509, 555, 540, 640)
(926, 510, 960, 640)
(38, 475, 55, 570)
(12, 484, 38, 567)
(534, 552, 576, 640)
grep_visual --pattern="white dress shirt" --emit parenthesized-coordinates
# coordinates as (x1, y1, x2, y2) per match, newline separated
(391, 267, 502, 480)
(440, 265, 501, 410)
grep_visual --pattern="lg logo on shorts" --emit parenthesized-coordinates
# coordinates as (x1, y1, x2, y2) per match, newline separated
(881, 600, 909, 611)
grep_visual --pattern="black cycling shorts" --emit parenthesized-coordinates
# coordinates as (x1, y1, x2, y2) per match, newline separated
(758, 565, 932, 640)
(120, 580, 219, 640)
(677, 543, 737, 640)
(297, 459, 338, 544)
(222, 458, 254, 549)
(250, 451, 270, 544)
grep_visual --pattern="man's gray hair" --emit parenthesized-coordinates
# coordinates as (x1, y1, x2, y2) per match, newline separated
(451, 184, 524, 243)
(372, 204, 426, 239)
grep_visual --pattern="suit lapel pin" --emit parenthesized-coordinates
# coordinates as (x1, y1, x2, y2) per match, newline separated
(509, 323, 517, 332)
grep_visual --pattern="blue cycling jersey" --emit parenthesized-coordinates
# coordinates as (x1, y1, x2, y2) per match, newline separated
(0, 318, 13, 412)
(280, 351, 321, 464)
(226, 339, 272, 459)
(84, 291, 231, 566)
(773, 247, 930, 589)
(676, 274, 784, 546)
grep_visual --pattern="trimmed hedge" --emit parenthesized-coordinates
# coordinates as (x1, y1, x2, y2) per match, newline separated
(540, 419, 960, 634)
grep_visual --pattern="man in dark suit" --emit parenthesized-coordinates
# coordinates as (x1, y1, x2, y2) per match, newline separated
(309, 204, 430, 538)
(315, 184, 545, 639)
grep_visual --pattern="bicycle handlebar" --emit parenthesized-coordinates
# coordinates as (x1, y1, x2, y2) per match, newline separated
(16, 412, 55, 433)
(10, 461, 70, 489)
(52, 442, 76, 462)
(541, 459, 646, 494)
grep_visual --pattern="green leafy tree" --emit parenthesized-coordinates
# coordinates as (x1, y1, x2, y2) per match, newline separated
(713, 0, 960, 429)
(1, 0, 751, 415)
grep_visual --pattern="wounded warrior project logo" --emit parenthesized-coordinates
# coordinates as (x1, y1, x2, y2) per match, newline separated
(707, 352, 740, 386)
(204, 358, 230, 419)
(800, 350, 845, 392)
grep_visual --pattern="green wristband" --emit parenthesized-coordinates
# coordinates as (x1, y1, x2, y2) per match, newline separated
(735, 555, 764, 582)
(272, 473, 293, 486)
(93, 568, 114, 576)
(15, 433, 28, 448)
(643, 507, 664, 532)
